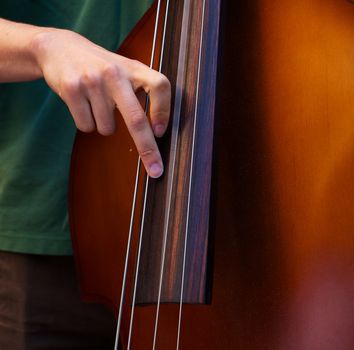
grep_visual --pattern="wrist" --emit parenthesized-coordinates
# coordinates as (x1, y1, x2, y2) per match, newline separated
(29, 27, 59, 78)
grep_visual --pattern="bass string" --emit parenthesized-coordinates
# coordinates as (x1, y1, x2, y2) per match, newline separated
(114, 0, 205, 347)
(176, 0, 207, 348)
(128, 0, 170, 349)
(126, 1, 171, 347)
(114, 148, 142, 350)
(151, 0, 193, 349)
(113, 1, 167, 349)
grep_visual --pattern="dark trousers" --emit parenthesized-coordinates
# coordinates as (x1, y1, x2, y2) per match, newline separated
(0, 251, 117, 350)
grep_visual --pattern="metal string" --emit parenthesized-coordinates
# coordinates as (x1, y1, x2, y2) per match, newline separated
(114, 158, 141, 350)
(113, 1, 165, 349)
(126, 1, 171, 348)
(176, 0, 207, 348)
(152, 1, 192, 349)
(113, 0, 206, 348)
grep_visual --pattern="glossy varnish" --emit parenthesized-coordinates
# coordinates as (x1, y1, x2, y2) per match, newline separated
(70, 0, 354, 348)
(136, 0, 220, 305)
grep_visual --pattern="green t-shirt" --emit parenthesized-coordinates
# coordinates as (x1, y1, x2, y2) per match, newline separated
(0, 0, 153, 255)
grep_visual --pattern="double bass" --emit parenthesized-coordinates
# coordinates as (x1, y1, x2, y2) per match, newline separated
(70, 0, 354, 349)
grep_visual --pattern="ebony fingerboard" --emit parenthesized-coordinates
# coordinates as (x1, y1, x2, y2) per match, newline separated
(136, 0, 221, 304)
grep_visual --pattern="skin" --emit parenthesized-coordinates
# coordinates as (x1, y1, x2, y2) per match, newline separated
(0, 18, 171, 178)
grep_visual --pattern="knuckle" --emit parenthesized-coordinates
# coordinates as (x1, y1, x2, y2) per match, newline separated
(102, 63, 120, 80)
(61, 78, 81, 96)
(128, 111, 146, 131)
(151, 74, 170, 93)
(129, 59, 143, 71)
(98, 122, 115, 136)
(139, 148, 155, 158)
(76, 120, 95, 133)
(153, 110, 169, 122)
(81, 73, 101, 90)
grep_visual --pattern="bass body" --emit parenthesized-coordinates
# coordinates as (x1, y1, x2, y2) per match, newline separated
(70, 1, 354, 348)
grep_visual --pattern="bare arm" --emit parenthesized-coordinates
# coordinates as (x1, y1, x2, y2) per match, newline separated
(0, 19, 44, 81)
(0, 18, 170, 178)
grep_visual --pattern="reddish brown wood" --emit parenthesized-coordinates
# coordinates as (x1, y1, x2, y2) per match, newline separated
(69, 2, 159, 312)
(130, 1, 354, 348)
(70, 0, 354, 348)
(70, 0, 219, 309)
(135, 0, 219, 304)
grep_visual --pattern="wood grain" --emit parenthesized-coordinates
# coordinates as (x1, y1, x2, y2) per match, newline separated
(136, 0, 221, 304)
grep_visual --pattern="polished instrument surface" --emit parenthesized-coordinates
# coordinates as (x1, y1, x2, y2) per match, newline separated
(70, 1, 354, 348)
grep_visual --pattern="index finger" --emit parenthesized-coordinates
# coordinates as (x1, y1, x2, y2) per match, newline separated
(113, 81, 164, 178)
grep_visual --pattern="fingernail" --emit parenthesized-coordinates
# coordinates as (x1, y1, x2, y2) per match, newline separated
(154, 124, 166, 138)
(149, 163, 163, 178)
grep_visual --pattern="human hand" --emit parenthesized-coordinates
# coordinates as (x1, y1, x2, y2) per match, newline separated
(33, 29, 170, 178)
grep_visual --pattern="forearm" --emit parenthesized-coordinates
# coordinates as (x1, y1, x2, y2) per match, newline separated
(0, 18, 48, 82)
